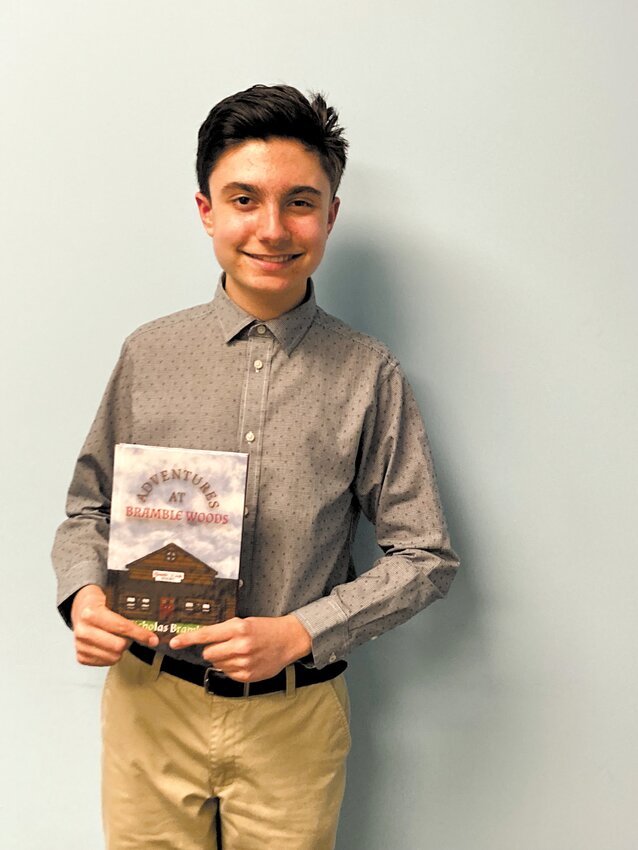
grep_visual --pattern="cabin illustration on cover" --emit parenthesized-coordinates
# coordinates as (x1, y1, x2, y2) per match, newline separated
(107, 542, 237, 633)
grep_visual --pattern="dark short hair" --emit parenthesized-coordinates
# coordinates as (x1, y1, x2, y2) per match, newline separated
(196, 84, 348, 199)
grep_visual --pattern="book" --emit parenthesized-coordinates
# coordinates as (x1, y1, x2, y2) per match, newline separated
(106, 443, 248, 661)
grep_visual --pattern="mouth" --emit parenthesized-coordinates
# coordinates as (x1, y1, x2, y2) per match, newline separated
(242, 251, 303, 267)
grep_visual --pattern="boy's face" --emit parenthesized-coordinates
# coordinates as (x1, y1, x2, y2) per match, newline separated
(196, 137, 339, 318)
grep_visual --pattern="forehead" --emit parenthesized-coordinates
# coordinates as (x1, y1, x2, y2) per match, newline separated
(209, 138, 330, 192)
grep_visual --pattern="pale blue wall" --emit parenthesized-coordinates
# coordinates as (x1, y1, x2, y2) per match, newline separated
(2, 2, 636, 848)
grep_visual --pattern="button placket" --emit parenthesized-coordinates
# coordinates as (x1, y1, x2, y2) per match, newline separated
(237, 329, 273, 582)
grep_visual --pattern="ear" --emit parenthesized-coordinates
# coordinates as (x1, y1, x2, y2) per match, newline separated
(195, 191, 215, 237)
(327, 196, 340, 235)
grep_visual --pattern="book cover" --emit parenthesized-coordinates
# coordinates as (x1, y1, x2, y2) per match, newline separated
(106, 443, 248, 661)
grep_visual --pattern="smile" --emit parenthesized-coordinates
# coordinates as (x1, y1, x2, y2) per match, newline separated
(243, 252, 302, 263)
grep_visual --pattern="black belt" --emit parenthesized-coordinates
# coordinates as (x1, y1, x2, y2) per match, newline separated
(129, 641, 346, 698)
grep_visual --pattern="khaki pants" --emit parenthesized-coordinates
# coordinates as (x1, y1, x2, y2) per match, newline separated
(101, 651, 351, 849)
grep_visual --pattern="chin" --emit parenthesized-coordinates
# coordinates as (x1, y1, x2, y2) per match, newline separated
(244, 274, 307, 293)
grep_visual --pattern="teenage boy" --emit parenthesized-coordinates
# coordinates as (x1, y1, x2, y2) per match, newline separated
(52, 84, 459, 850)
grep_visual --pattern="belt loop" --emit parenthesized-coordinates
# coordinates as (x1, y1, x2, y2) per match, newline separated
(150, 650, 163, 681)
(285, 664, 296, 699)
(243, 681, 250, 697)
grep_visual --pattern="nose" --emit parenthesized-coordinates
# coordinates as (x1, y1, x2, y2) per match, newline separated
(255, 203, 290, 244)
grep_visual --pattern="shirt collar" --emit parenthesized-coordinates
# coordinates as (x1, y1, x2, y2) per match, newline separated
(212, 274, 318, 356)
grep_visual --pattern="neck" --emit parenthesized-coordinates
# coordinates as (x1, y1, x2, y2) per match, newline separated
(224, 276, 308, 320)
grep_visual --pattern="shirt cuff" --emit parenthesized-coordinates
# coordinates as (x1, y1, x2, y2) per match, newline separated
(56, 560, 107, 627)
(292, 597, 349, 670)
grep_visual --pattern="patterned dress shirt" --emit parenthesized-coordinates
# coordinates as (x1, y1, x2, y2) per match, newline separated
(52, 278, 459, 669)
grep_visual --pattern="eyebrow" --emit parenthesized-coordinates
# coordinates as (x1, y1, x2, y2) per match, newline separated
(221, 182, 257, 194)
(287, 185, 323, 197)
(221, 181, 324, 198)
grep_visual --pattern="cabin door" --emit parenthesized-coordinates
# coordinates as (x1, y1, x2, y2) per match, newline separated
(159, 596, 175, 622)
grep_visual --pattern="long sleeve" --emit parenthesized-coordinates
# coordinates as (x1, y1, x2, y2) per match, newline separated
(293, 364, 460, 668)
(51, 343, 134, 625)
(52, 288, 459, 665)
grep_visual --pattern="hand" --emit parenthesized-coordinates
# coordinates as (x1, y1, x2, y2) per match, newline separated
(71, 584, 159, 667)
(169, 615, 312, 683)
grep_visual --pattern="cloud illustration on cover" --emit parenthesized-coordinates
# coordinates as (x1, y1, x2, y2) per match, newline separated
(107, 444, 248, 579)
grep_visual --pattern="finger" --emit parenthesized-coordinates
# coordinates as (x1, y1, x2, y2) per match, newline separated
(75, 623, 130, 656)
(168, 626, 216, 650)
(201, 640, 245, 666)
(76, 644, 125, 667)
(169, 618, 244, 650)
(200, 649, 246, 680)
(85, 605, 159, 647)
(200, 653, 270, 684)
(74, 628, 131, 667)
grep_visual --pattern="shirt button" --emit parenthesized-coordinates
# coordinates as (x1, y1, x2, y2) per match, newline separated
(244, 506, 249, 517)
(329, 653, 337, 663)
(256, 324, 267, 335)
(245, 431, 255, 443)
(254, 359, 263, 371)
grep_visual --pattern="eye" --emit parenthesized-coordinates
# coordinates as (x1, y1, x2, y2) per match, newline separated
(290, 199, 313, 208)
(233, 195, 253, 207)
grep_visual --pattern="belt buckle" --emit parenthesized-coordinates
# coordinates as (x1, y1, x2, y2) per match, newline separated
(204, 668, 252, 697)
(203, 667, 227, 694)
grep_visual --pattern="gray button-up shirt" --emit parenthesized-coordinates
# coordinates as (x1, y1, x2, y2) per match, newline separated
(52, 279, 459, 668)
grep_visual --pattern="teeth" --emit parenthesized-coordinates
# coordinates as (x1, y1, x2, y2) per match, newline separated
(250, 254, 296, 262)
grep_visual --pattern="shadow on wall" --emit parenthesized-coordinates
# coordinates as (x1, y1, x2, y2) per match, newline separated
(336, 520, 479, 849)
(318, 238, 482, 849)
(318, 236, 404, 346)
